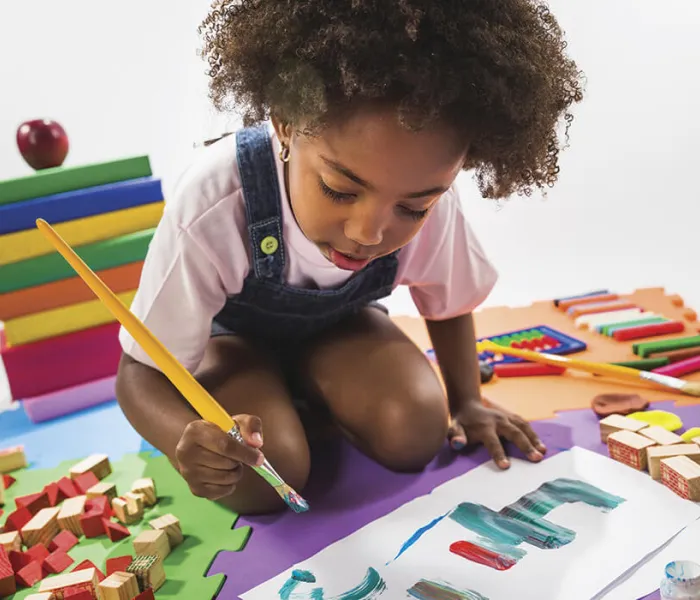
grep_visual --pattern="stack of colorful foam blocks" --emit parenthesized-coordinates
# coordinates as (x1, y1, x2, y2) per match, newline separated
(0, 156, 164, 423)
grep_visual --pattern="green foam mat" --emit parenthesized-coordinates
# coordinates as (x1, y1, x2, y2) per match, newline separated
(0, 156, 152, 206)
(0, 228, 155, 293)
(0, 451, 249, 599)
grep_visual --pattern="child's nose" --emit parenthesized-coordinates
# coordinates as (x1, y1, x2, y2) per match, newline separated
(344, 208, 385, 247)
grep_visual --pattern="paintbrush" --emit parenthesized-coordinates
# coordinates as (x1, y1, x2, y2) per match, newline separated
(35, 218, 309, 513)
(477, 340, 700, 397)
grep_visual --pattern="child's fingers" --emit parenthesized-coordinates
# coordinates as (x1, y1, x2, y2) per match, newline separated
(447, 419, 468, 450)
(481, 430, 510, 470)
(511, 416, 546, 453)
(187, 480, 238, 501)
(499, 423, 543, 463)
(233, 413, 264, 448)
(181, 463, 243, 488)
(180, 420, 264, 468)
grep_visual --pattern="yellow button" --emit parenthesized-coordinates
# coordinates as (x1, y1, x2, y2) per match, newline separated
(260, 235, 279, 255)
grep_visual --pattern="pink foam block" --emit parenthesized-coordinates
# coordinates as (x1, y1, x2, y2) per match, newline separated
(21, 375, 117, 423)
(1, 323, 121, 400)
(652, 355, 700, 378)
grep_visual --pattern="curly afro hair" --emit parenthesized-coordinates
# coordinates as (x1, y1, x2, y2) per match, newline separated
(199, 0, 584, 199)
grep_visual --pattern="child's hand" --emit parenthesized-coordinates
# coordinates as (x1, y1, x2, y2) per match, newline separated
(175, 414, 265, 500)
(448, 401, 546, 470)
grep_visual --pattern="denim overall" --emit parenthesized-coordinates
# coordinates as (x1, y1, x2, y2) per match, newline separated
(211, 124, 399, 345)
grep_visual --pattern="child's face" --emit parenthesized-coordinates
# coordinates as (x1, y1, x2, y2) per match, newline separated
(273, 105, 468, 271)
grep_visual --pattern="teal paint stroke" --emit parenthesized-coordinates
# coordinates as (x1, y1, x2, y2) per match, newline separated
(278, 567, 387, 599)
(407, 579, 489, 600)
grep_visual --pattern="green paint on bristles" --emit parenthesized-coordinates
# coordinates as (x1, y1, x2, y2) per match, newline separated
(601, 317, 667, 336)
(633, 335, 700, 358)
(611, 357, 670, 371)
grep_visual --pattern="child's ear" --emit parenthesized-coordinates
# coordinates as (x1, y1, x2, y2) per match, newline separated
(270, 114, 293, 147)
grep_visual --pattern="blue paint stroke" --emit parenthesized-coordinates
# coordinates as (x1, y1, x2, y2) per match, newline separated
(278, 567, 386, 599)
(387, 511, 450, 564)
(407, 579, 489, 600)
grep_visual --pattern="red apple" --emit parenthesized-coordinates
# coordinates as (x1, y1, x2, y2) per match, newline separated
(16, 119, 69, 170)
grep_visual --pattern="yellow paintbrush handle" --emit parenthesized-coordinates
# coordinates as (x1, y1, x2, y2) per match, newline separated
(35, 218, 235, 433)
(477, 339, 645, 382)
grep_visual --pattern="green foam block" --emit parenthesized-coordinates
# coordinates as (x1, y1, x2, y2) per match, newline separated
(0, 155, 152, 206)
(0, 227, 155, 293)
(633, 335, 700, 358)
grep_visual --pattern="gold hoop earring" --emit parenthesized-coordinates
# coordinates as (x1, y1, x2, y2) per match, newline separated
(279, 144, 290, 163)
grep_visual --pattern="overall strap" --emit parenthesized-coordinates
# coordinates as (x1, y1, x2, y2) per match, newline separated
(235, 124, 286, 280)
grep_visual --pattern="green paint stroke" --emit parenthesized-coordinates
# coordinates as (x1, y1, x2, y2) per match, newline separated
(278, 567, 386, 599)
(407, 579, 489, 600)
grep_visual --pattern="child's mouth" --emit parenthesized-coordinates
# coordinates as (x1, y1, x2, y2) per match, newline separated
(328, 248, 371, 271)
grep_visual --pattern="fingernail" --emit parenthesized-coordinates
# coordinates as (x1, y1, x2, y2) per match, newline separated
(498, 459, 510, 468)
(536, 441, 547, 451)
(251, 432, 263, 445)
(255, 452, 265, 467)
(452, 439, 465, 450)
(529, 450, 543, 461)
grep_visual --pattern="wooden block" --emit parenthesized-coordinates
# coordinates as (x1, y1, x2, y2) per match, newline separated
(0, 530, 22, 552)
(607, 430, 657, 470)
(131, 478, 156, 506)
(0, 546, 16, 598)
(149, 513, 183, 547)
(599, 414, 646, 443)
(106, 556, 133, 577)
(0, 445, 27, 473)
(24, 594, 55, 600)
(21, 507, 60, 548)
(639, 425, 683, 446)
(133, 529, 170, 563)
(58, 495, 86, 537)
(660, 455, 700, 501)
(39, 566, 99, 597)
(694, 436, 700, 446)
(0, 472, 4, 506)
(647, 443, 700, 480)
(86, 481, 117, 502)
(97, 571, 140, 600)
(111, 498, 140, 526)
(127, 554, 165, 592)
(69, 454, 111, 481)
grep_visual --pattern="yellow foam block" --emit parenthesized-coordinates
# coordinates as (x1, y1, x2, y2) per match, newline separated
(0, 201, 164, 266)
(4, 290, 136, 346)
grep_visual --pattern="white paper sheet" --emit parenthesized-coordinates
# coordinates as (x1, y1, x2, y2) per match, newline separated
(242, 447, 700, 600)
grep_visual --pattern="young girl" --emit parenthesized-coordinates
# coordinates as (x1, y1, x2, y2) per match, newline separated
(116, 0, 584, 515)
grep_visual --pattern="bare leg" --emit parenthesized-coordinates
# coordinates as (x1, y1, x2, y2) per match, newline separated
(297, 307, 449, 472)
(194, 335, 310, 514)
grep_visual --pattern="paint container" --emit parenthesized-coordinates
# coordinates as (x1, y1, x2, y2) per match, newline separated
(660, 560, 700, 599)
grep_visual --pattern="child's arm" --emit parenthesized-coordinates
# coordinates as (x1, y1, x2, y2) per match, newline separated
(426, 313, 546, 469)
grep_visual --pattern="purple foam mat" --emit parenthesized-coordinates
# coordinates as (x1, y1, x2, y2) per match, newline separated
(209, 401, 700, 600)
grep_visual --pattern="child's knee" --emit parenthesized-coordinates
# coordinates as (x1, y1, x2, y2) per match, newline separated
(369, 391, 448, 472)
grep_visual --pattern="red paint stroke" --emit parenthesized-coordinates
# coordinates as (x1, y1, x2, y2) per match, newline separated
(449, 540, 517, 571)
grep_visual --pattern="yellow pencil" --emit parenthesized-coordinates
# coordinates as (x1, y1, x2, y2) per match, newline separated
(477, 339, 700, 396)
(35, 218, 308, 513)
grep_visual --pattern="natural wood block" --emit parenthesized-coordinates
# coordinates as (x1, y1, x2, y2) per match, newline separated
(0, 531, 22, 552)
(607, 430, 657, 470)
(133, 529, 170, 563)
(694, 436, 700, 446)
(25, 593, 55, 600)
(127, 554, 166, 591)
(69, 454, 111, 481)
(660, 455, 700, 501)
(58, 495, 87, 536)
(0, 445, 27, 473)
(123, 492, 145, 517)
(639, 425, 683, 446)
(111, 498, 140, 526)
(647, 443, 700, 480)
(131, 478, 156, 506)
(86, 481, 117, 502)
(98, 571, 140, 600)
(599, 414, 646, 443)
(39, 566, 99, 596)
(149, 513, 182, 547)
(21, 506, 60, 548)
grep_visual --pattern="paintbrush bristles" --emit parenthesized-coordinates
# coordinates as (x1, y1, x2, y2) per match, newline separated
(681, 382, 700, 397)
(276, 483, 309, 513)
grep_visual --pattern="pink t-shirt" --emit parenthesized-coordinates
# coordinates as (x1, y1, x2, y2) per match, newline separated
(119, 123, 498, 372)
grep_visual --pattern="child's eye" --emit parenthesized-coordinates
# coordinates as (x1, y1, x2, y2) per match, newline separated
(319, 178, 355, 202)
(398, 206, 429, 221)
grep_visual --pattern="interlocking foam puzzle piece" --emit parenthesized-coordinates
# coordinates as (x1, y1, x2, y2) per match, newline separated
(0, 451, 247, 599)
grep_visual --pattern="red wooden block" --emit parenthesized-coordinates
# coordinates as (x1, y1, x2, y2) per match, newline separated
(86, 495, 110, 518)
(0, 546, 16, 598)
(15, 491, 50, 515)
(2, 474, 16, 489)
(72, 559, 105, 582)
(79, 512, 105, 538)
(0, 508, 3, 520)
(49, 529, 79, 553)
(3, 506, 32, 532)
(15, 560, 43, 587)
(43, 548, 74, 574)
(105, 555, 133, 576)
(64, 588, 96, 599)
(135, 589, 156, 600)
(56, 476, 78, 499)
(103, 519, 130, 542)
(43, 481, 63, 507)
(8, 550, 33, 572)
(25, 543, 50, 563)
(73, 472, 99, 495)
